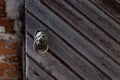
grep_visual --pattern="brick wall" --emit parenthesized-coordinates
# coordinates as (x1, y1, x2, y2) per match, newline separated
(0, 0, 22, 80)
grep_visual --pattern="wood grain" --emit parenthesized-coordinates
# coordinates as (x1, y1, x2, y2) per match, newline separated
(26, 56, 54, 80)
(26, 33, 81, 80)
(65, 0, 120, 43)
(90, 0, 120, 24)
(26, 13, 111, 80)
(41, 0, 120, 65)
(25, 0, 120, 80)
(25, 0, 120, 79)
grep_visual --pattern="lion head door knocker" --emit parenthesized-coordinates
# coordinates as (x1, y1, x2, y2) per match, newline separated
(33, 28, 49, 54)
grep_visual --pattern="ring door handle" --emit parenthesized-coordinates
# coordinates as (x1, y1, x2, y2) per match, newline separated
(33, 29, 49, 54)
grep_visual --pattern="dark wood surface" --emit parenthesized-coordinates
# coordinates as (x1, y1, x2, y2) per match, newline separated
(90, 0, 120, 24)
(25, 0, 120, 80)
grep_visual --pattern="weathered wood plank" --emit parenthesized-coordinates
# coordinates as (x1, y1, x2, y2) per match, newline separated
(26, 56, 54, 80)
(64, 0, 120, 43)
(27, 56, 54, 80)
(26, 34, 81, 80)
(90, 0, 120, 24)
(27, 70, 44, 80)
(26, 13, 111, 80)
(41, 0, 120, 65)
(25, 0, 120, 80)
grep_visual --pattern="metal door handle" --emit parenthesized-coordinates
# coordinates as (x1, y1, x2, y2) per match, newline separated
(33, 29, 49, 54)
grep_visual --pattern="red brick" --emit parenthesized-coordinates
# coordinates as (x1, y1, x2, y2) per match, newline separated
(0, 40, 5, 47)
(0, 13, 5, 17)
(0, 0, 22, 79)
(0, 0, 5, 18)
(0, 70, 4, 76)
(0, 11, 5, 18)
(11, 64, 22, 70)
(0, 13, 6, 17)
(0, 78, 12, 80)
(8, 71, 21, 77)
(0, 0, 5, 7)
(3, 56, 20, 62)
(8, 43, 19, 49)
(0, 63, 12, 69)
(0, 48, 17, 55)
(0, 6, 5, 11)
(0, 0, 5, 3)
(0, 19, 15, 33)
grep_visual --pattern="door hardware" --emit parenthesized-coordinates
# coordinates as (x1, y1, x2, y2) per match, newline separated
(33, 28, 49, 54)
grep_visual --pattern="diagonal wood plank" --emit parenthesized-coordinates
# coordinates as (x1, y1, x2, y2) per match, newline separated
(65, 0, 120, 43)
(26, 13, 111, 80)
(25, 0, 120, 80)
(90, 0, 120, 24)
(41, 0, 120, 65)
(26, 34, 81, 80)
(26, 56, 54, 80)
(27, 69, 44, 80)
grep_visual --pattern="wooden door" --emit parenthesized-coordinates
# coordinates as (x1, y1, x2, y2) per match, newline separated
(25, 0, 120, 80)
